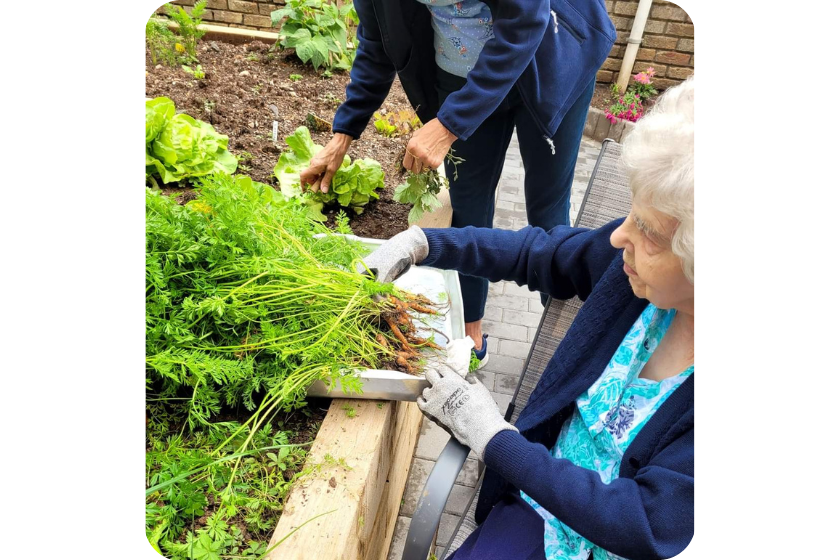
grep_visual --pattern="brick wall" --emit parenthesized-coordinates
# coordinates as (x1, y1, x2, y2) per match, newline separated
(156, 0, 694, 88)
(599, 0, 694, 89)
(156, 0, 284, 32)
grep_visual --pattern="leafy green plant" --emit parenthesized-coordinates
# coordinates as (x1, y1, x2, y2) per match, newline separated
(146, 174, 443, 556)
(166, 0, 207, 62)
(341, 404, 357, 418)
(146, 18, 178, 66)
(468, 353, 481, 373)
(147, 173, 439, 427)
(320, 92, 343, 108)
(146, 97, 238, 185)
(394, 150, 465, 223)
(289, 73, 303, 81)
(146, 417, 314, 559)
(271, 0, 359, 73)
(182, 64, 205, 79)
(373, 110, 421, 138)
(273, 126, 384, 220)
(236, 151, 254, 172)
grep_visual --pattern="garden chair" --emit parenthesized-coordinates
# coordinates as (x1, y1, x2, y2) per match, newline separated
(401, 138, 633, 560)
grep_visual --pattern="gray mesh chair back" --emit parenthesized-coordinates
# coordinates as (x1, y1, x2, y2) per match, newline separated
(442, 139, 632, 557)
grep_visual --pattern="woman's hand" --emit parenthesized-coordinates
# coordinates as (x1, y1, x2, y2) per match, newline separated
(300, 133, 353, 194)
(417, 363, 518, 461)
(402, 118, 457, 174)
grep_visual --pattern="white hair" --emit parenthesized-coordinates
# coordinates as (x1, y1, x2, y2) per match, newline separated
(621, 76, 694, 283)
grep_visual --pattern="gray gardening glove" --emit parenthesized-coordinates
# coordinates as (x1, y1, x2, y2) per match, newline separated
(417, 363, 518, 461)
(356, 225, 429, 283)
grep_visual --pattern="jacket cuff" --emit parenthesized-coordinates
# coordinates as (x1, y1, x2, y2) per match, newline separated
(483, 429, 537, 485)
(418, 228, 457, 267)
(435, 109, 470, 142)
(331, 126, 362, 141)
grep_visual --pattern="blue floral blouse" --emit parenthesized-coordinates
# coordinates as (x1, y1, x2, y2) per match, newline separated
(521, 304, 694, 560)
(415, 0, 495, 78)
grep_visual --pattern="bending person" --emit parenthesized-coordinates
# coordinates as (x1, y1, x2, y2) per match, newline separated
(301, 0, 616, 368)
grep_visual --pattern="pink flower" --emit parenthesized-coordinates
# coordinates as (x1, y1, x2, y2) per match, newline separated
(633, 72, 651, 84)
(647, 67, 656, 76)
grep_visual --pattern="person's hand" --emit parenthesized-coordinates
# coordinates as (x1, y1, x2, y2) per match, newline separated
(427, 338, 475, 378)
(417, 363, 518, 461)
(402, 118, 457, 174)
(300, 133, 353, 194)
(356, 225, 429, 283)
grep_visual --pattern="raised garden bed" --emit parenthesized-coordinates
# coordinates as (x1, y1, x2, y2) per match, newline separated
(146, 21, 457, 558)
(145, 26, 415, 239)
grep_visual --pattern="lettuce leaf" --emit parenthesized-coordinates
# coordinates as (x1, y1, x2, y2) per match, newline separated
(273, 127, 383, 220)
(145, 97, 238, 185)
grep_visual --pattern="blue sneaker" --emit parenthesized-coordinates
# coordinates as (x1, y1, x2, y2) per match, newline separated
(472, 334, 490, 371)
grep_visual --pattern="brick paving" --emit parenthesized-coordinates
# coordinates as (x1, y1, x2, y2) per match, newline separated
(387, 133, 605, 560)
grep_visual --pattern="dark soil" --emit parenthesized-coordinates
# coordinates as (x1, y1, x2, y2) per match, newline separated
(146, 39, 415, 239)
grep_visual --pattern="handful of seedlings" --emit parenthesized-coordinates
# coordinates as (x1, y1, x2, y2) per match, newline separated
(393, 133, 465, 223)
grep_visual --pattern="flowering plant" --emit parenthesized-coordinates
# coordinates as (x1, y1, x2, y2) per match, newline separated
(628, 67, 658, 101)
(605, 91, 644, 123)
(605, 67, 658, 123)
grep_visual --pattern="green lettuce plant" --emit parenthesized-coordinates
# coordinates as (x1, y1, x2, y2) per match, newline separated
(273, 126, 384, 220)
(146, 97, 238, 185)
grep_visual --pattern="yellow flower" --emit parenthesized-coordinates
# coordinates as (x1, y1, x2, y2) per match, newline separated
(175, 43, 186, 53)
(188, 201, 213, 214)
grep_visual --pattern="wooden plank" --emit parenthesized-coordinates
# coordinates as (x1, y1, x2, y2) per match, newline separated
(160, 20, 278, 45)
(265, 400, 424, 560)
(268, 399, 396, 560)
(368, 402, 424, 560)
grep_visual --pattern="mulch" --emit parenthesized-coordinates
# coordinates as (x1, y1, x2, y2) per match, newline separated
(146, 39, 416, 239)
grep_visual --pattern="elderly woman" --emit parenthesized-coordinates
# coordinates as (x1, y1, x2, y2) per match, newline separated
(301, 0, 616, 368)
(361, 77, 694, 559)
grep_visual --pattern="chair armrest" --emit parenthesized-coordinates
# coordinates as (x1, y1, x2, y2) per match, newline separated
(401, 437, 471, 560)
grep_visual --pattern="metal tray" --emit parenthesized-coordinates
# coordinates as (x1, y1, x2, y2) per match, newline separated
(306, 235, 464, 401)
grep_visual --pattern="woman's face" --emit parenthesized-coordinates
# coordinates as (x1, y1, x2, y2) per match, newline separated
(609, 201, 693, 313)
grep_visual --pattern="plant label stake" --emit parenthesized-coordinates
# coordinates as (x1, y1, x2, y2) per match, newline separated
(268, 104, 280, 142)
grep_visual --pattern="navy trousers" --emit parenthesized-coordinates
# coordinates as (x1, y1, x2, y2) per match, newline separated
(437, 70, 595, 323)
(447, 492, 547, 560)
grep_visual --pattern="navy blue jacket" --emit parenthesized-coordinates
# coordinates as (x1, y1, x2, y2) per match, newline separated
(421, 220, 694, 560)
(333, 0, 616, 141)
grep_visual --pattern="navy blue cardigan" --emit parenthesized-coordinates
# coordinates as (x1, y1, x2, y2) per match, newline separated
(420, 220, 694, 560)
(333, 0, 616, 142)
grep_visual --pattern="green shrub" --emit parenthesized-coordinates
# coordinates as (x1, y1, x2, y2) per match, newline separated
(271, 0, 359, 73)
